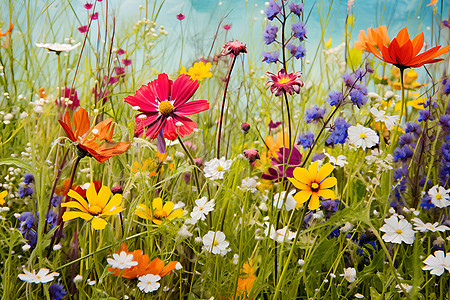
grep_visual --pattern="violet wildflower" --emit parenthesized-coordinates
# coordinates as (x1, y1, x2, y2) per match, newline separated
(286, 43, 306, 59)
(326, 91, 344, 106)
(443, 78, 450, 95)
(292, 21, 307, 41)
(265, 0, 282, 21)
(51, 195, 63, 207)
(398, 133, 413, 146)
(49, 283, 67, 300)
(288, 2, 303, 16)
(23, 173, 34, 184)
(297, 131, 314, 148)
(268, 120, 282, 129)
(305, 105, 326, 124)
(350, 89, 368, 108)
(405, 122, 421, 139)
(46, 210, 58, 229)
(262, 147, 302, 181)
(326, 117, 350, 146)
(311, 152, 325, 162)
(439, 115, 450, 132)
(262, 51, 279, 63)
(18, 186, 34, 198)
(418, 109, 433, 122)
(263, 24, 278, 45)
(394, 145, 414, 163)
(420, 194, 434, 209)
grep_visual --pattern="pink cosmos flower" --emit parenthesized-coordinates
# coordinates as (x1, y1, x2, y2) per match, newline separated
(223, 24, 232, 31)
(266, 69, 304, 96)
(78, 25, 88, 33)
(124, 73, 209, 142)
(176, 13, 185, 21)
(220, 40, 247, 56)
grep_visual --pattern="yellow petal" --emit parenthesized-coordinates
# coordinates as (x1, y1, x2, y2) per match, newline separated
(91, 217, 107, 230)
(103, 194, 122, 213)
(135, 204, 151, 219)
(61, 200, 89, 213)
(97, 186, 111, 208)
(162, 201, 175, 215)
(317, 163, 334, 182)
(288, 177, 309, 190)
(168, 208, 183, 220)
(317, 189, 335, 200)
(86, 183, 98, 207)
(308, 161, 319, 178)
(62, 211, 93, 222)
(320, 177, 337, 189)
(308, 194, 320, 210)
(152, 218, 163, 225)
(67, 189, 89, 210)
(293, 190, 312, 206)
(292, 167, 312, 184)
(102, 206, 125, 216)
(152, 197, 163, 210)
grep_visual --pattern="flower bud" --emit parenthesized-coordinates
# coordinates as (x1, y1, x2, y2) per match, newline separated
(240, 122, 251, 134)
(243, 149, 260, 163)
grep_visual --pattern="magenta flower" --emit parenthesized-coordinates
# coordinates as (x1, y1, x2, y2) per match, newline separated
(262, 147, 302, 182)
(55, 87, 80, 110)
(117, 48, 126, 55)
(266, 69, 304, 96)
(91, 12, 98, 20)
(115, 67, 125, 76)
(124, 73, 209, 141)
(78, 25, 88, 33)
(176, 13, 185, 21)
(220, 40, 247, 56)
(122, 59, 131, 66)
(223, 24, 232, 31)
(84, 3, 93, 9)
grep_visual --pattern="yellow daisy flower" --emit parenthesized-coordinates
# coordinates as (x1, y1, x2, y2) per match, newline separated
(180, 62, 213, 81)
(135, 197, 183, 225)
(61, 184, 124, 230)
(0, 190, 7, 205)
(288, 161, 337, 210)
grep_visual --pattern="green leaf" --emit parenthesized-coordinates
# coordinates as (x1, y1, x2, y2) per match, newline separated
(0, 158, 33, 173)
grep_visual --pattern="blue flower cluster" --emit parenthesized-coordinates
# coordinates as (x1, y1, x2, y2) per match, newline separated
(18, 212, 37, 247)
(439, 136, 450, 187)
(325, 117, 350, 146)
(49, 283, 67, 300)
(18, 173, 34, 198)
(326, 91, 343, 106)
(264, 0, 282, 20)
(286, 43, 306, 58)
(263, 24, 278, 45)
(288, 2, 303, 15)
(343, 69, 368, 108)
(291, 21, 307, 41)
(262, 51, 279, 64)
(442, 77, 450, 96)
(297, 131, 315, 148)
(304, 105, 326, 124)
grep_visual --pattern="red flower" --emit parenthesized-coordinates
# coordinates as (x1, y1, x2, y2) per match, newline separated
(117, 48, 126, 55)
(122, 58, 131, 66)
(124, 73, 209, 140)
(176, 13, 185, 21)
(220, 40, 247, 56)
(365, 27, 450, 70)
(78, 25, 88, 33)
(90, 12, 98, 20)
(83, 3, 93, 9)
(223, 24, 232, 31)
(266, 69, 304, 96)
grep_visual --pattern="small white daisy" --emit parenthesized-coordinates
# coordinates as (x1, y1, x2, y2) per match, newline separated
(428, 185, 450, 208)
(266, 225, 297, 243)
(342, 267, 357, 283)
(370, 107, 399, 129)
(137, 274, 161, 293)
(422, 251, 450, 276)
(18, 268, 59, 284)
(348, 124, 379, 150)
(323, 150, 348, 167)
(239, 177, 260, 193)
(273, 190, 297, 211)
(203, 157, 233, 180)
(379, 215, 415, 245)
(35, 42, 81, 53)
(107, 251, 138, 270)
(190, 197, 215, 222)
(411, 217, 450, 232)
(202, 231, 230, 256)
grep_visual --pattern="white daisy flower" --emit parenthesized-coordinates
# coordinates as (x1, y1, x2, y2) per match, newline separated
(202, 231, 230, 256)
(190, 197, 215, 222)
(107, 251, 138, 270)
(348, 124, 379, 150)
(422, 251, 450, 276)
(379, 215, 415, 245)
(323, 150, 348, 167)
(395, 283, 413, 293)
(266, 225, 297, 243)
(203, 157, 233, 180)
(273, 190, 297, 211)
(239, 177, 260, 193)
(428, 185, 450, 208)
(35, 42, 81, 53)
(342, 267, 357, 283)
(137, 274, 161, 293)
(411, 217, 450, 232)
(18, 268, 59, 284)
(370, 107, 399, 129)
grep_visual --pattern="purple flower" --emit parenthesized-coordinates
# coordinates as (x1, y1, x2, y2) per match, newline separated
(49, 283, 67, 300)
(405, 122, 421, 139)
(261, 147, 302, 182)
(443, 78, 450, 95)
(304, 105, 325, 124)
(418, 109, 432, 122)
(46, 210, 58, 229)
(439, 114, 450, 132)
(291, 21, 307, 41)
(23, 173, 34, 184)
(263, 24, 278, 45)
(286, 43, 306, 59)
(311, 152, 325, 162)
(262, 51, 279, 63)
(288, 2, 303, 16)
(350, 90, 368, 108)
(398, 133, 413, 146)
(420, 194, 434, 209)
(265, 0, 282, 21)
(297, 131, 314, 148)
(326, 91, 343, 106)
(18, 186, 34, 198)
(51, 195, 63, 207)
(326, 117, 350, 146)
(268, 120, 282, 129)
(393, 145, 413, 163)
(19, 212, 35, 231)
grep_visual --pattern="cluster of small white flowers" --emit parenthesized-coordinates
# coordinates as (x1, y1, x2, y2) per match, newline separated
(0, 106, 27, 125)
(323, 150, 348, 167)
(264, 223, 297, 243)
(365, 149, 393, 173)
(322, 43, 346, 73)
(370, 107, 399, 129)
(30, 94, 49, 114)
(273, 190, 297, 211)
(239, 177, 260, 193)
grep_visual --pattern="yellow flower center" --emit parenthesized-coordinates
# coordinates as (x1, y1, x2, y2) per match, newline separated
(311, 182, 319, 190)
(217, 166, 224, 172)
(360, 133, 367, 139)
(89, 205, 102, 215)
(158, 100, 174, 116)
(213, 240, 219, 246)
(436, 193, 442, 200)
(199, 206, 204, 211)
(278, 77, 291, 84)
(396, 229, 402, 234)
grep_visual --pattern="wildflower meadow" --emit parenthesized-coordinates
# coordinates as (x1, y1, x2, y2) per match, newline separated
(1, 0, 450, 298)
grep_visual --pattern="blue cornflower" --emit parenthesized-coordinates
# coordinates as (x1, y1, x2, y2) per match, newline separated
(18, 186, 34, 198)
(263, 24, 278, 45)
(51, 195, 63, 207)
(304, 105, 326, 124)
(405, 122, 421, 139)
(418, 109, 433, 122)
(25, 230, 37, 248)
(439, 115, 450, 132)
(326, 117, 350, 146)
(393, 145, 414, 163)
(49, 283, 67, 300)
(326, 91, 343, 106)
(350, 89, 368, 108)
(328, 226, 340, 238)
(262, 51, 279, 63)
(23, 173, 34, 184)
(19, 212, 35, 231)
(46, 210, 58, 229)
(297, 131, 315, 148)
(288, 2, 303, 16)
(291, 21, 307, 41)
(398, 133, 413, 146)
(393, 167, 406, 180)
(286, 43, 306, 59)
(418, 175, 431, 188)
(265, 0, 282, 20)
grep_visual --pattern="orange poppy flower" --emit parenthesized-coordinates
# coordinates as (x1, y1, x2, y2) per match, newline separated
(365, 27, 450, 70)
(236, 261, 256, 298)
(108, 243, 181, 279)
(58, 108, 130, 163)
(354, 25, 390, 52)
(0, 22, 13, 37)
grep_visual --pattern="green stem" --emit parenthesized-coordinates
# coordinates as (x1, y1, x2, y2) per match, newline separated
(177, 136, 201, 195)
